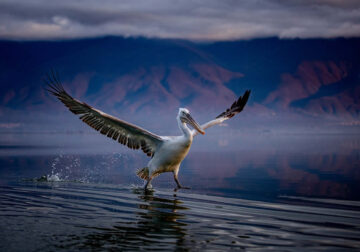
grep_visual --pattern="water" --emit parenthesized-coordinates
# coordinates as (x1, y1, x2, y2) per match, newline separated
(0, 134, 360, 251)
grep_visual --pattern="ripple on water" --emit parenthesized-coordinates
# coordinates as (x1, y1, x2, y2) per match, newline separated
(0, 182, 360, 251)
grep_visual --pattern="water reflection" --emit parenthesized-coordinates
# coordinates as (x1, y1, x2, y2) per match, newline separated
(1, 182, 360, 251)
(65, 190, 190, 251)
(0, 135, 359, 200)
(184, 148, 360, 199)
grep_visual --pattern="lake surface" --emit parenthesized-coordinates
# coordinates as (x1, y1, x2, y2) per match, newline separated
(0, 133, 359, 251)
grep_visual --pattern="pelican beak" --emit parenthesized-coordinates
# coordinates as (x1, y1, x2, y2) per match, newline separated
(186, 114, 205, 135)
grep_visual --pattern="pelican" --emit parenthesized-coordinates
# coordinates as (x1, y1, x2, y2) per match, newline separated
(45, 72, 250, 191)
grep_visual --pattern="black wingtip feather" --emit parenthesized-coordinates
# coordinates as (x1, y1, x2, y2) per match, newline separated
(216, 90, 251, 119)
(44, 69, 65, 96)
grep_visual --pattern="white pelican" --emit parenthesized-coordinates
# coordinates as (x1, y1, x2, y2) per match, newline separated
(46, 72, 250, 190)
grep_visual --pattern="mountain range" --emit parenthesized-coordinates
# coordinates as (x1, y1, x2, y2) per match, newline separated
(1, 37, 359, 133)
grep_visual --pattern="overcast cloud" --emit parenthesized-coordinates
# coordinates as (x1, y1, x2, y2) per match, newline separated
(0, 0, 359, 41)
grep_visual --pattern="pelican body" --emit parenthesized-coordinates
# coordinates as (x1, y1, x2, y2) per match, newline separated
(46, 71, 250, 190)
(140, 108, 202, 189)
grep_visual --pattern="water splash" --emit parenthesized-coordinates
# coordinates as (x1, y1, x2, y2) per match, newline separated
(43, 152, 130, 184)
(47, 154, 81, 182)
(46, 173, 62, 182)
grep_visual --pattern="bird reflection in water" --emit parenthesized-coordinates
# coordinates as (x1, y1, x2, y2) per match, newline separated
(63, 189, 190, 250)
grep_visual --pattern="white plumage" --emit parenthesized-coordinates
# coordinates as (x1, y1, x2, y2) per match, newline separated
(46, 71, 250, 190)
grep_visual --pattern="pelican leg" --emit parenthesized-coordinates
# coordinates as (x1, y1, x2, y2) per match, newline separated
(144, 177, 153, 190)
(174, 173, 190, 191)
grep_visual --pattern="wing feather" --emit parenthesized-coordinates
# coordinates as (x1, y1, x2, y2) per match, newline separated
(45, 71, 163, 157)
(193, 90, 251, 136)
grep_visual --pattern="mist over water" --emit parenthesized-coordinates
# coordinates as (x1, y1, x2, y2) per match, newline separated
(0, 133, 359, 250)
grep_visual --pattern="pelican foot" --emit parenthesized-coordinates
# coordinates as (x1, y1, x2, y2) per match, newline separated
(143, 180, 153, 191)
(174, 186, 191, 192)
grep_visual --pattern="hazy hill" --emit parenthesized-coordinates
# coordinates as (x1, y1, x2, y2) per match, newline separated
(1, 37, 359, 133)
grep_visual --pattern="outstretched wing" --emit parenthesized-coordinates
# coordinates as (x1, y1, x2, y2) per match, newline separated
(45, 71, 163, 157)
(192, 90, 251, 137)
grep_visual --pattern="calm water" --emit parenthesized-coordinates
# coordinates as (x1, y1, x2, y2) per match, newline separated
(0, 134, 360, 251)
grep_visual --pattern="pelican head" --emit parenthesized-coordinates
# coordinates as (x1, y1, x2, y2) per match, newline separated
(178, 108, 205, 135)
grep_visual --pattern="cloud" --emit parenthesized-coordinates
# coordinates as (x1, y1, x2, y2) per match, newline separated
(0, 0, 359, 41)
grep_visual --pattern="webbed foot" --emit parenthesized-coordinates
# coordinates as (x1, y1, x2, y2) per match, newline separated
(173, 174, 190, 191)
(174, 186, 191, 192)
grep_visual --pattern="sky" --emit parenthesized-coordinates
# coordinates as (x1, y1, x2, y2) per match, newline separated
(0, 0, 359, 41)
